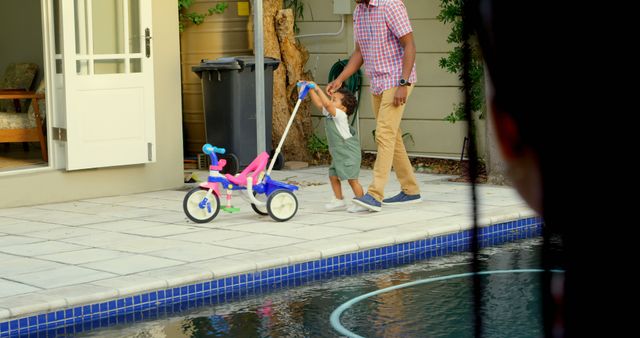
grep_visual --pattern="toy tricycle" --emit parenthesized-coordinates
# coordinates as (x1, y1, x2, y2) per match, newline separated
(182, 81, 316, 223)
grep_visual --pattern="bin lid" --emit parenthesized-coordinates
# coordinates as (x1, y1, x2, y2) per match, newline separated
(234, 56, 280, 68)
(192, 56, 280, 73)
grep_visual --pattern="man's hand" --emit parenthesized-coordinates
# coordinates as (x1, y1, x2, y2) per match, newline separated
(326, 79, 343, 95)
(394, 86, 408, 106)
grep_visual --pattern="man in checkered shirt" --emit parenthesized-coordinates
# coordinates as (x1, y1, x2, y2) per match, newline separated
(327, 0, 421, 212)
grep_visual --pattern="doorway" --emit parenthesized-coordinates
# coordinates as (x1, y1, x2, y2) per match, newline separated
(0, 0, 48, 172)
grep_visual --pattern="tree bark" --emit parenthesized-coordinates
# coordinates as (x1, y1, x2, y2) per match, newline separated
(276, 9, 313, 156)
(262, 0, 311, 162)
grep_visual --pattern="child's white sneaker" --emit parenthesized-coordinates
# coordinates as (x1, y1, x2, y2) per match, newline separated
(347, 203, 369, 213)
(325, 198, 347, 211)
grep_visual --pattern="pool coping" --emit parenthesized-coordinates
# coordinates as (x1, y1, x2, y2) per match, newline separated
(1, 210, 541, 337)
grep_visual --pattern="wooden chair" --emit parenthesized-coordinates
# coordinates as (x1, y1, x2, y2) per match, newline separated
(0, 80, 47, 162)
(0, 63, 38, 113)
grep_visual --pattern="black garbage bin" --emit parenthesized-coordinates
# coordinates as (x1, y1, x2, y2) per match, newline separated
(193, 56, 281, 174)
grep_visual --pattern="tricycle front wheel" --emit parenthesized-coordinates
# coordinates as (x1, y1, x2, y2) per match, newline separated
(183, 188, 220, 223)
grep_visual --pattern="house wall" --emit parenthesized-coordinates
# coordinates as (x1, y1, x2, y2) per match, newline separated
(298, 0, 485, 158)
(180, 0, 253, 156)
(0, 0, 45, 86)
(0, 0, 184, 208)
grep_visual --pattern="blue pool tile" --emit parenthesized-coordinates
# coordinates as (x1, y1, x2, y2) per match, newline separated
(73, 323, 84, 333)
(27, 316, 37, 327)
(171, 287, 179, 297)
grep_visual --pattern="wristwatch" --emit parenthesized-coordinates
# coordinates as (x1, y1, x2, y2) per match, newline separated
(399, 78, 411, 86)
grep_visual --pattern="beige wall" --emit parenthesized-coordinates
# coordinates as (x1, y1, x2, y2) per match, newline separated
(180, 0, 253, 156)
(298, 0, 484, 158)
(0, 0, 45, 85)
(0, 0, 184, 208)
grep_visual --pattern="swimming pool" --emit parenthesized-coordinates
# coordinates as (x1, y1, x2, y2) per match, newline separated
(66, 237, 553, 337)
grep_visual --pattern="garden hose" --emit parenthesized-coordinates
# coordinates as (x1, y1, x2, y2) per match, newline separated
(328, 59, 363, 126)
(330, 269, 566, 338)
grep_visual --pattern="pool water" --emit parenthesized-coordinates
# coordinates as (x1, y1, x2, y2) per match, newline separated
(72, 238, 553, 337)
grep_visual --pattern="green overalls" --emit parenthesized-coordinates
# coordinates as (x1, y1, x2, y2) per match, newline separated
(326, 116, 362, 180)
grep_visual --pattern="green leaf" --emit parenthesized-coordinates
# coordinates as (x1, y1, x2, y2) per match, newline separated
(437, 0, 486, 123)
(179, 1, 228, 32)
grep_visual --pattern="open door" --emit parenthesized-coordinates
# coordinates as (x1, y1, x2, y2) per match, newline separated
(58, 0, 155, 170)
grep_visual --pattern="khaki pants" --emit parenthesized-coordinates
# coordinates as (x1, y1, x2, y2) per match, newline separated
(368, 85, 420, 201)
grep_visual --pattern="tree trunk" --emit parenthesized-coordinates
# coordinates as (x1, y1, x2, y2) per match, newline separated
(262, 0, 311, 162)
(485, 111, 508, 185)
(276, 9, 313, 156)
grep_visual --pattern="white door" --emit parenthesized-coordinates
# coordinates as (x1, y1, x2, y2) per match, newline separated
(59, 0, 155, 170)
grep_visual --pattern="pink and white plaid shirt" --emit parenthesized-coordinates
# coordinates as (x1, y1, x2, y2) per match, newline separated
(354, 0, 417, 95)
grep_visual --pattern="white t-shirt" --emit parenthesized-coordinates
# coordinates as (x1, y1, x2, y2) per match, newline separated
(322, 107, 353, 140)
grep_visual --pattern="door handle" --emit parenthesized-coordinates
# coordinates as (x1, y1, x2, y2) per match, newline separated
(145, 28, 152, 58)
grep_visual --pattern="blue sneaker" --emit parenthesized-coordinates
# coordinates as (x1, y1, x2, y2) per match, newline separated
(352, 193, 382, 212)
(382, 191, 422, 205)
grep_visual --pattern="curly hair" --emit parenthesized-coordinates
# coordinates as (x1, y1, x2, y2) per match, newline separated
(336, 87, 357, 116)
